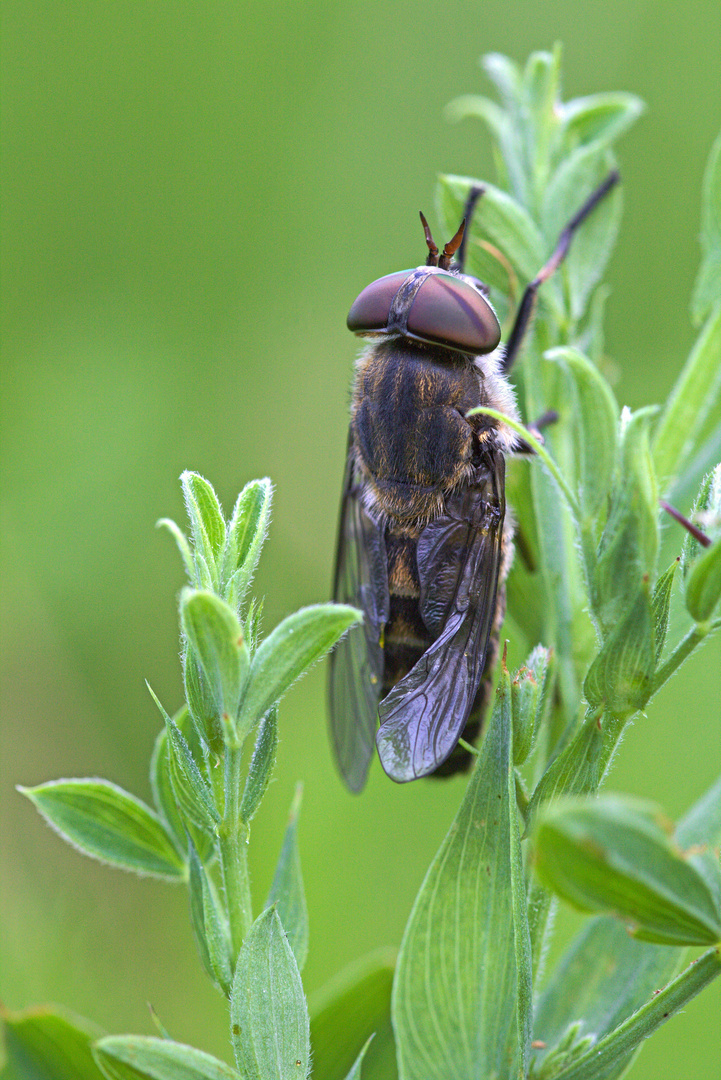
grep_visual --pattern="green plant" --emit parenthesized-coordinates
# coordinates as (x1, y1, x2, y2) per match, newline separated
(4, 46, 720, 1080)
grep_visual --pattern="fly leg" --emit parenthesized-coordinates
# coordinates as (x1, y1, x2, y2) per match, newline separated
(501, 171, 620, 374)
(513, 409, 560, 455)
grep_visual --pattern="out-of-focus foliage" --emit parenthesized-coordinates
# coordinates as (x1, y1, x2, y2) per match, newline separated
(2, 4, 720, 1080)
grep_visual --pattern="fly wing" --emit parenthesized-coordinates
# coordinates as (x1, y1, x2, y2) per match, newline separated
(375, 452, 505, 783)
(328, 435, 389, 792)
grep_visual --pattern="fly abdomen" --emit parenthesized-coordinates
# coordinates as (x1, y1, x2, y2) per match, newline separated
(383, 526, 431, 693)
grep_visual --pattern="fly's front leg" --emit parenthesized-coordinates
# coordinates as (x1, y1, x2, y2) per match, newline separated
(513, 409, 560, 455)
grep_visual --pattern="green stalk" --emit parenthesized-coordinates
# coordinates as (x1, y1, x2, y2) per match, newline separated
(218, 742, 252, 958)
(527, 878, 554, 982)
(651, 619, 720, 698)
(550, 948, 721, 1080)
(579, 519, 604, 642)
(467, 406, 580, 518)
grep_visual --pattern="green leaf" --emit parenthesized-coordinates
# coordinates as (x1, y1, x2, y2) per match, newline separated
(541, 947, 721, 1080)
(511, 645, 551, 766)
(444, 94, 506, 140)
(652, 306, 721, 493)
(242, 596, 264, 654)
(236, 604, 361, 737)
(221, 478, 272, 608)
(192, 551, 214, 592)
(183, 649, 223, 753)
(181, 591, 249, 730)
(529, 1023, 595, 1080)
(265, 784, 308, 971)
(676, 778, 721, 929)
(533, 795, 721, 945)
(686, 538, 721, 622)
(675, 775, 721, 849)
(521, 48, 561, 201)
(483, 51, 522, 110)
(181, 471, 226, 576)
(392, 669, 531, 1079)
(239, 706, 278, 824)
(1, 1005, 105, 1080)
(148, 688, 219, 833)
(526, 713, 605, 824)
(680, 464, 721, 577)
(230, 907, 310, 1080)
(519, 353, 583, 736)
(583, 283, 610, 367)
(437, 174, 547, 322)
(188, 847, 218, 992)
(342, 1037, 374, 1080)
(188, 844, 232, 996)
(150, 718, 191, 858)
(546, 346, 619, 522)
(439, 173, 545, 279)
(444, 95, 526, 203)
(593, 407, 659, 635)
(309, 950, 396, 1080)
(584, 585, 656, 718)
(651, 558, 679, 663)
(93, 1036, 239, 1080)
(669, 418, 721, 513)
(19, 780, 185, 879)
(530, 917, 684, 1080)
(557, 92, 645, 155)
(692, 131, 721, 325)
(156, 518, 195, 585)
(149, 711, 214, 864)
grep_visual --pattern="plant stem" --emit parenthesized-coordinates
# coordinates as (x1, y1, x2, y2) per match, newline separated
(549, 947, 721, 1080)
(218, 742, 252, 958)
(651, 619, 720, 698)
(579, 519, 604, 642)
(527, 878, 554, 982)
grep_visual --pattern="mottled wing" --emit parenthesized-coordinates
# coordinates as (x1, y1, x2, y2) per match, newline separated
(375, 452, 505, 783)
(328, 436, 389, 792)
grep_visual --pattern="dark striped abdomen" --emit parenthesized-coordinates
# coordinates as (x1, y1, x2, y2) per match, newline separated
(382, 526, 430, 694)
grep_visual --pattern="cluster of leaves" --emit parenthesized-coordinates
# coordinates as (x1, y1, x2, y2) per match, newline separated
(13, 472, 365, 1080)
(4, 46, 720, 1080)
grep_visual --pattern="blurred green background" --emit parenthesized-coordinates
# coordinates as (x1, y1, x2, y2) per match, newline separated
(2, 2, 719, 1077)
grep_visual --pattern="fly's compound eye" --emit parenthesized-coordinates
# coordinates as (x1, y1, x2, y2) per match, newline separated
(347, 269, 501, 355)
(405, 273, 500, 354)
(460, 274, 491, 297)
(346, 271, 413, 334)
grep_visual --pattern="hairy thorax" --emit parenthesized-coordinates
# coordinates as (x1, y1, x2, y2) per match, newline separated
(351, 338, 488, 523)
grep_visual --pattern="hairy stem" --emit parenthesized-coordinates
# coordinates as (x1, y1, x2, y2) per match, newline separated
(651, 619, 720, 698)
(467, 406, 581, 520)
(527, 878, 554, 983)
(218, 743, 252, 958)
(550, 948, 721, 1080)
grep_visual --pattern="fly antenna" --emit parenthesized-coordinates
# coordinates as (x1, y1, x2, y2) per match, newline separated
(439, 219, 465, 270)
(419, 211, 439, 266)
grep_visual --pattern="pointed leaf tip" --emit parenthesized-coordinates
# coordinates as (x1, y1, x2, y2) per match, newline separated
(21, 779, 185, 879)
(230, 907, 310, 1080)
(237, 603, 362, 736)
